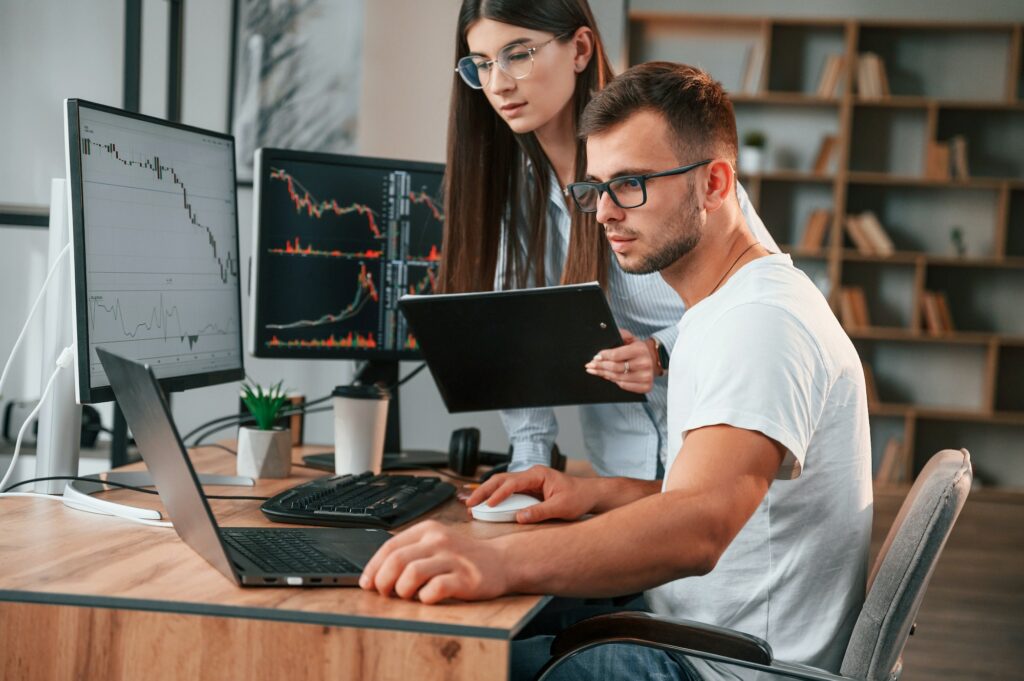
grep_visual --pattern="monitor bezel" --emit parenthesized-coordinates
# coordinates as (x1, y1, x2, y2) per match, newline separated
(250, 147, 445, 361)
(65, 98, 246, 404)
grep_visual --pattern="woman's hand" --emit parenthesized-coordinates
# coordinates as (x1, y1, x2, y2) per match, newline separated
(585, 329, 661, 394)
(465, 465, 599, 523)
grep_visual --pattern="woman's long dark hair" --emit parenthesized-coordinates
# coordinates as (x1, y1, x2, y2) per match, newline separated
(438, 0, 614, 293)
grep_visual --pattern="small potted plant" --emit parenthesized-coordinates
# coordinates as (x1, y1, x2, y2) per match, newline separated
(237, 380, 292, 478)
(739, 130, 766, 174)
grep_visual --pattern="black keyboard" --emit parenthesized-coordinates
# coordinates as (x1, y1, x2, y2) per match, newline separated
(260, 472, 456, 529)
(221, 528, 361, 574)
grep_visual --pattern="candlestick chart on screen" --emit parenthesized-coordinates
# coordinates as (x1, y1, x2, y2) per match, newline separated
(255, 158, 443, 356)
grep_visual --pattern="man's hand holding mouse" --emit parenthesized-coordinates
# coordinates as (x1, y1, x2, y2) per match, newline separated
(465, 465, 599, 523)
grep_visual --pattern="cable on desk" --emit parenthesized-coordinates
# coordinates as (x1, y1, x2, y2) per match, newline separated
(201, 443, 237, 455)
(180, 392, 335, 445)
(197, 441, 332, 473)
(1, 475, 270, 501)
(190, 405, 331, 447)
(395, 465, 479, 483)
(181, 362, 426, 450)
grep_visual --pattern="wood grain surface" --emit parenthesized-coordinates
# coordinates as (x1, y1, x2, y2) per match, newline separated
(0, 445, 551, 635)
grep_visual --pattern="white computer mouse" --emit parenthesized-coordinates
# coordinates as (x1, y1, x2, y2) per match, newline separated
(470, 493, 541, 523)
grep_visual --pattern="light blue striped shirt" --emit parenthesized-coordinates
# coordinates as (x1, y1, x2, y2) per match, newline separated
(500, 170, 778, 479)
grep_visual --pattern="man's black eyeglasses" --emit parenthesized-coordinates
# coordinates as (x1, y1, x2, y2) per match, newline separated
(564, 159, 712, 213)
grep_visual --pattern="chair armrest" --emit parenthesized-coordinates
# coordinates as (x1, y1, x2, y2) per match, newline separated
(549, 611, 773, 664)
(542, 612, 859, 681)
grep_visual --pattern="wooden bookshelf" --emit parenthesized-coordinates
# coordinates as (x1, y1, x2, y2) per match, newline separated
(627, 13, 1024, 490)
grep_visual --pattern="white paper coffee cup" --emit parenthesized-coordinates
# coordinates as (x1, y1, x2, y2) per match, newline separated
(332, 384, 390, 475)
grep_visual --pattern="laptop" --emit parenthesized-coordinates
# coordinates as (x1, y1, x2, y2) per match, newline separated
(97, 347, 391, 587)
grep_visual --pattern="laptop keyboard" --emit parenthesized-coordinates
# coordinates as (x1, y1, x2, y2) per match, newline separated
(221, 529, 360, 574)
(261, 472, 456, 529)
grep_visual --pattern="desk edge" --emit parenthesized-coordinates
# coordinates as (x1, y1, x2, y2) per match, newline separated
(0, 590, 553, 640)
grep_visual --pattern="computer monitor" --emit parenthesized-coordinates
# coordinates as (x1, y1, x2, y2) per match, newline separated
(42, 99, 247, 502)
(249, 149, 444, 453)
(65, 99, 245, 405)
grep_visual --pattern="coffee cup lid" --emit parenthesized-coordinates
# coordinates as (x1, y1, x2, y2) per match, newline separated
(332, 384, 390, 400)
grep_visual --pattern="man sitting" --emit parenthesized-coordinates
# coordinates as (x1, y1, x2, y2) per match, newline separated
(360, 61, 873, 681)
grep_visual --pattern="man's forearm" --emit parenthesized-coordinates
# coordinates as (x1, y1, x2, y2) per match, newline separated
(587, 476, 661, 513)
(497, 488, 721, 598)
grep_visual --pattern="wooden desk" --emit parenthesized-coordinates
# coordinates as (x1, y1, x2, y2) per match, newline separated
(0, 445, 552, 680)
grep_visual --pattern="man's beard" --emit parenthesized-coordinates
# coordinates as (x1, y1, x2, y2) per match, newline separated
(619, 197, 703, 275)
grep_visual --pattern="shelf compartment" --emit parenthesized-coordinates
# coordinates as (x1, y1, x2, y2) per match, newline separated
(757, 179, 834, 247)
(936, 109, 1024, 180)
(846, 184, 999, 257)
(853, 340, 989, 411)
(913, 419, 1024, 488)
(995, 345, 1024, 412)
(766, 23, 847, 95)
(869, 414, 910, 483)
(926, 265, 1024, 335)
(1005, 188, 1024, 258)
(857, 26, 1014, 101)
(627, 16, 763, 94)
(735, 105, 840, 173)
(849, 107, 927, 176)
(841, 261, 916, 328)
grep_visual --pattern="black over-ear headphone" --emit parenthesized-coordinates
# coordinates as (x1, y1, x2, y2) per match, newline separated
(448, 427, 567, 477)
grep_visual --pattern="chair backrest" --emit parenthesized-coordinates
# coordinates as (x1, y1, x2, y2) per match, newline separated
(840, 448, 972, 681)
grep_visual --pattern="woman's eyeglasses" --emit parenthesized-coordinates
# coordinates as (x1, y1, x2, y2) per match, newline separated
(456, 34, 568, 90)
(564, 160, 712, 213)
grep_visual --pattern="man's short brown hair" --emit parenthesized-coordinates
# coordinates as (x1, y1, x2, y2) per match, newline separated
(579, 61, 738, 166)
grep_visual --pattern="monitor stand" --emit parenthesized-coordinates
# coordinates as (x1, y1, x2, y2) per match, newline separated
(62, 391, 254, 521)
(63, 470, 253, 521)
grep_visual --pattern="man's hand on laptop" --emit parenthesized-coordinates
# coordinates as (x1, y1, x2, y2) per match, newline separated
(359, 520, 509, 603)
(466, 465, 598, 523)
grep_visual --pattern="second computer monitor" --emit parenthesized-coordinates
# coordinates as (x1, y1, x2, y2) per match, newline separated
(249, 149, 444, 360)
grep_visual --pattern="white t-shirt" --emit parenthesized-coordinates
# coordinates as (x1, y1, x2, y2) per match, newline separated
(645, 254, 873, 680)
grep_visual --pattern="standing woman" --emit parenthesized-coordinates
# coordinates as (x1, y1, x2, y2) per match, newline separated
(441, 0, 778, 479)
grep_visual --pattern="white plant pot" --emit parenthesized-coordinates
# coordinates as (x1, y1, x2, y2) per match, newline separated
(237, 426, 291, 479)
(739, 146, 764, 174)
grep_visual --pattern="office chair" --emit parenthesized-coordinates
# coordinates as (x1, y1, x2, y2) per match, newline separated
(534, 448, 973, 681)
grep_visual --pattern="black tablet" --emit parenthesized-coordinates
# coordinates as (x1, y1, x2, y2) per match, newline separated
(399, 283, 646, 412)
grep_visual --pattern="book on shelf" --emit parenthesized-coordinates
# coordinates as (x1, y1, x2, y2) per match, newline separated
(843, 213, 875, 255)
(925, 141, 951, 180)
(842, 211, 895, 257)
(856, 52, 890, 99)
(855, 211, 895, 257)
(812, 134, 839, 174)
(935, 291, 955, 332)
(862, 361, 880, 405)
(875, 437, 904, 485)
(839, 286, 871, 329)
(949, 135, 970, 179)
(815, 54, 845, 98)
(740, 41, 766, 94)
(920, 290, 954, 335)
(799, 209, 831, 252)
